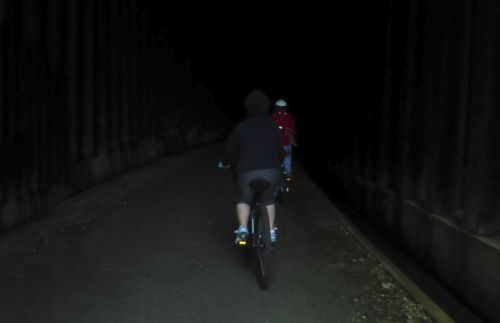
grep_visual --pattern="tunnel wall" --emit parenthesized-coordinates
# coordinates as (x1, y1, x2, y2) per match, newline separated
(291, 0, 500, 320)
(315, 1, 500, 320)
(0, 0, 230, 233)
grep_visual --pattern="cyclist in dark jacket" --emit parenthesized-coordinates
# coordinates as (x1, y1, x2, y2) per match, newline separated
(221, 89, 285, 245)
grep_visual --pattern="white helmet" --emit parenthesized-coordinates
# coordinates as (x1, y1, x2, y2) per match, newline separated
(275, 99, 288, 109)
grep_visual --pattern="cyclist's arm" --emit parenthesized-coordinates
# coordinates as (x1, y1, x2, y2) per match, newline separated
(290, 116, 298, 147)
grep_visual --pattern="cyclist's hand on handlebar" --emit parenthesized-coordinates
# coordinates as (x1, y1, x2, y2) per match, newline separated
(217, 161, 231, 170)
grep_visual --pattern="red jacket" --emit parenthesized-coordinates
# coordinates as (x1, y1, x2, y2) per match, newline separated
(271, 111, 295, 146)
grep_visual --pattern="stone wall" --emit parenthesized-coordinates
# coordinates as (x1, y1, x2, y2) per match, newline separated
(0, 0, 231, 233)
(298, 1, 500, 320)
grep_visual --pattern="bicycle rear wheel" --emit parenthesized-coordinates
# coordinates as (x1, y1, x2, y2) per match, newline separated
(255, 204, 272, 289)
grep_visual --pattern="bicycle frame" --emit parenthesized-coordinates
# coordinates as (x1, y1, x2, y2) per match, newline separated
(224, 170, 273, 289)
(249, 202, 263, 248)
(249, 188, 273, 289)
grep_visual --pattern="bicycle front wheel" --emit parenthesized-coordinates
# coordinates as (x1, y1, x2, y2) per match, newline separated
(255, 204, 272, 289)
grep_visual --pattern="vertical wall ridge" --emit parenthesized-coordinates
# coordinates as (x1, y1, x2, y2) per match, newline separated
(0, 0, 231, 233)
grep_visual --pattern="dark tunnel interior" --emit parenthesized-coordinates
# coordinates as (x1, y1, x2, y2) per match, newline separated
(1, 0, 500, 322)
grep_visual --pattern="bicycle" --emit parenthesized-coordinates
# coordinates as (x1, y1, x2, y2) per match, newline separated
(243, 178, 274, 289)
(218, 162, 274, 289)
(274, 166, 291, 206)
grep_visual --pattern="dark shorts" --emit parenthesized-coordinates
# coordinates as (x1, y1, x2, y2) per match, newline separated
(237, 168, 281, 206)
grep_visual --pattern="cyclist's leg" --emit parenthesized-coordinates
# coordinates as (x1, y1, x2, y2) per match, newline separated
(238, 168, 280, 230)
(283, 145, 292, 177)
(266, 203, 278, 244)
(266, 204, 276, 229)
(258, 169, 281, 230)
(235, 172, 256, 243)
(236, 203, 250, 227)
(236, 171, 255, 227)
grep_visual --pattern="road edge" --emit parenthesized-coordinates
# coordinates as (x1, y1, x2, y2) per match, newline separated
(331, 203, 455, 323)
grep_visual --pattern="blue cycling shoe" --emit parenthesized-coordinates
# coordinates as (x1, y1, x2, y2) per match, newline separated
(235, 226, 249, 246)
(271, 227, 278, 243)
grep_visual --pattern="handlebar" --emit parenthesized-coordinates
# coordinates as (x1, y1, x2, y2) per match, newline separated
(217, 161, 231, 170)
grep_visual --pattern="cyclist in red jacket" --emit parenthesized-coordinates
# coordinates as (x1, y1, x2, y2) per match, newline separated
(270, 98, 296, 181)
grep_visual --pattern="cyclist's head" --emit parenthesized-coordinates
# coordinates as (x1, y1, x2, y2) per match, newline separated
(244, 89, 271, 116)
(274, 98, 288, 111)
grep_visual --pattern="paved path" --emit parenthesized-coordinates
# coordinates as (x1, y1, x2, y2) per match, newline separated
(0, 147, 435, 323)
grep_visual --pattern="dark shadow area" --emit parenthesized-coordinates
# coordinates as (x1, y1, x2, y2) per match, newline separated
(301, 160, 487, 323)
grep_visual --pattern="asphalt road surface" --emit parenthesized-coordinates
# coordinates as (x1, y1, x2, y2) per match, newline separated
(0, 147, 434, 323)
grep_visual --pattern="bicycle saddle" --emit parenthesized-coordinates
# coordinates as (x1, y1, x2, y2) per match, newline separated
(249, 179, 270, 191)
